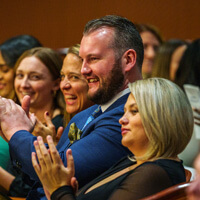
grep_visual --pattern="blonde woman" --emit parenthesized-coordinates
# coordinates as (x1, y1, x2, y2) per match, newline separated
(32, 78, 193, 200)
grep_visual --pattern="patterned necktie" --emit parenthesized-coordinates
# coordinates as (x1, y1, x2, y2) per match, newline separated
(82, 105, 102, 131)
(68, 106, 102, 144)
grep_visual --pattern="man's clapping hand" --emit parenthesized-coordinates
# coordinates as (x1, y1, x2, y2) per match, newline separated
(0, 96, 36, 141)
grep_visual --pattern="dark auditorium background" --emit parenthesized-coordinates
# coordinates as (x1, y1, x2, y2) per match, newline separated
(0, 0, 199, 49)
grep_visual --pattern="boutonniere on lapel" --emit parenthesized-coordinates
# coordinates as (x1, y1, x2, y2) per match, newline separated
(68, 122, 83, 144)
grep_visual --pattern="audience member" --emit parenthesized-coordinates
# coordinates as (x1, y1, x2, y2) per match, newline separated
(0, 35, 41, 174)
(60, 44, 94, 127)
(169, 43, 188, 81)
(151, 39, 188, 80)
(135, 23, 163, 78)
(0, 47, 65, 197)
(14, 47, 65, 135)
(32, 78, 193, 200)
(0, 15, 143, 199)
(175, 39, 200, 167)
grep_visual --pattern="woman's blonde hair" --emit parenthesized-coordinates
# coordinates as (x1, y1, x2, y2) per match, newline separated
(129, 78, 193, 160)
(67, 44, 80, 57)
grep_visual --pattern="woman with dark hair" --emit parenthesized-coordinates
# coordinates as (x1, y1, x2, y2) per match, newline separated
(175, 39, 200, 89)
(0, 35, 42, 67)
(175, 39, 200, 167)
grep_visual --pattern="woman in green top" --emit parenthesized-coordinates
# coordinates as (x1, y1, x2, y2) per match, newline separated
(0, 137, 9, 170)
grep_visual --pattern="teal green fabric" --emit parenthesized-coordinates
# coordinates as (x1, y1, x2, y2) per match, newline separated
(0, 136, 10, 169)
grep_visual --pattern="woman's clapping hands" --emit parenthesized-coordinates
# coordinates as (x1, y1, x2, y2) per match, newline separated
(32, 135, 77, 197)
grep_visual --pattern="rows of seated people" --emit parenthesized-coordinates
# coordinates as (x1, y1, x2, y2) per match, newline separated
(0, 15, 199, 200)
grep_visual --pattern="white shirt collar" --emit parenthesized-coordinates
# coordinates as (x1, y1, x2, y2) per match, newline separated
(101, 88, 130, 112)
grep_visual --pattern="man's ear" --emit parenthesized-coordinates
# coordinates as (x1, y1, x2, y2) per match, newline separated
(52, 78, 61, 91)
(122, 49, 137, 73)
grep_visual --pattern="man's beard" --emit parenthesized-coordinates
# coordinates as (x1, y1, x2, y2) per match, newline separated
(88, 58, 125, 105)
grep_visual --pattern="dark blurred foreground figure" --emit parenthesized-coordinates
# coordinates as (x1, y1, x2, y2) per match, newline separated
(174, 39, 200, 89)
(32, 78, 193, 200)
(187, 153, 200, 200)
(175, 39, 200, 167)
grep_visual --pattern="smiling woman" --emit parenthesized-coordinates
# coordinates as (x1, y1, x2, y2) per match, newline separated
(0, 55, 14, 99)
(0, 35, 42, 198)
(60, 44, 94, 125)
(0, 45, 94, 199)
(0, 47, 65, 198)
(14, 47, 65, 128)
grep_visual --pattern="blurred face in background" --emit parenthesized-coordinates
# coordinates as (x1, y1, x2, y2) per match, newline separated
(60, 53, 93, 114)
(15, 56, 59, 108)
(170, 45, 187, 81)
(140, 31, 160, 78)
(0, 52, 15, 98)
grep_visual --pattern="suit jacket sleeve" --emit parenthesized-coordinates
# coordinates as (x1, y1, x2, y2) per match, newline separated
(9, 95, 131, 187)
(60, 104, 131, 187)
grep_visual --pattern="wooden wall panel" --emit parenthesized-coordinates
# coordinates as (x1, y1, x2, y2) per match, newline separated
(0, 0, 199, 48)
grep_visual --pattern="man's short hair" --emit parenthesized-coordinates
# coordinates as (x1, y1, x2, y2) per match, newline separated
(83, 15, 144, 71)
